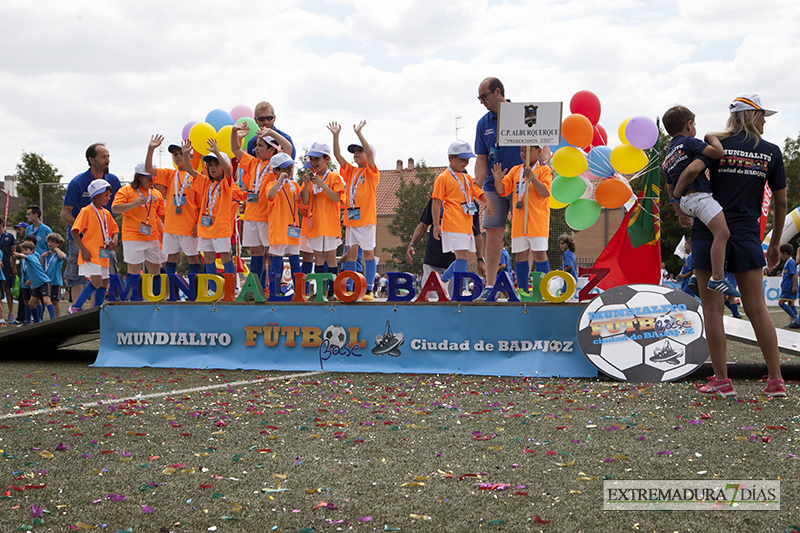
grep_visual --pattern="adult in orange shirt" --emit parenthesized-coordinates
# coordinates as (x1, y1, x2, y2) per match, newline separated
(145, 135, 203, 278)
(112, 163, 165, 276)
(266, 153, 301, 293)
(181, 139, 240, 275)
(491, 145, 552, 294)
(230, 123, 292, 285)
(432, 141, 493, 287)
(68, 179, 119, 313)
(299, 142, 345, 294)
(328, 120, 380, 301)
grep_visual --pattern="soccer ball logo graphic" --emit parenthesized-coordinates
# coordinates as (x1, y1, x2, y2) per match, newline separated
(323, 324, 348, 348)
(576, 284, 708, 382)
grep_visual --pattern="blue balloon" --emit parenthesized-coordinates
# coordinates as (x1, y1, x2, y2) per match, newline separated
(587, 146, 614, 178)
(205, 109, 234, 131)
(549, 136, 575, 153)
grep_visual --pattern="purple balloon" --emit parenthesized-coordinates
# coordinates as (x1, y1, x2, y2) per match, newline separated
(181, 121, 197, 141)
(625, 116, 658, 150)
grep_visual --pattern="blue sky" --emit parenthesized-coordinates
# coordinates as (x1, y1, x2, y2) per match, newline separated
(0, 0, 798, 184)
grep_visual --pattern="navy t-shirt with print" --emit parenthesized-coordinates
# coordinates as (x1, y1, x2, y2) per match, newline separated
(662, 135, 712, 193)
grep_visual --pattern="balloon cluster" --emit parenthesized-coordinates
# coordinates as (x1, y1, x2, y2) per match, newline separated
(549, 91, 658, 231)
(182, 105, 257, 159)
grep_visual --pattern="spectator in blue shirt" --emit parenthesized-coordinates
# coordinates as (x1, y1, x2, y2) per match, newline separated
(24, 205, 52, 255)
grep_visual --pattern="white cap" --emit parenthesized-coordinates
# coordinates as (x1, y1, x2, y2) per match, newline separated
(347, 143, 377, 158)
(167, 144, 182, 154)
(203, 152, 231, 164)
(134, 162, 151, 177)
(257, 134, 281, 151)
(307, 142, 331, 158)
(729, 93, 777, 116)
(447, 140, 476, 159)
(271, 153, 294, 169)
(88, 179, 111, 199)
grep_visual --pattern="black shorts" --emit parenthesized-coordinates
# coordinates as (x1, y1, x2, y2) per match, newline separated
(30, 283, 51, 301)
(1, 263, 12, 287)
(50, 284, 61, 301)
(20, 286, 32, 301)
(691, 238, 766, 274)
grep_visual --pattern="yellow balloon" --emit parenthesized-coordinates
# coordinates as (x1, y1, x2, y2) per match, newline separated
(618, 118, 631, 144)
(216, 125, 235, 159)
(188, 122, 216, 155)
(550, 195, 568, 209)
(551, 146, 588, 178)
(610, 144, 648, 174)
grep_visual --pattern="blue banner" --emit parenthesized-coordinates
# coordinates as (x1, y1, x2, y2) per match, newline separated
(96, 303, 596, 377)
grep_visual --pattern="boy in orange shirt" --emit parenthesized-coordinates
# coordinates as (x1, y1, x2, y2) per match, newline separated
(432, 141, 493, 287)
(230, 123, 293, 286)
(299, 142, 345, 296)
(491, 145, 552, 294)
(112, 163, 165, 276)
(145, 135, 202, 279)
(328, 120, 380, 300)
(182, 139, 243, 275)
(68, 179, 120, 313)
(266, 152, 301, 293)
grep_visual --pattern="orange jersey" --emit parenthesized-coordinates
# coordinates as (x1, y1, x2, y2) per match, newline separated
(153, 168, 199, 236)
(431, 168, 485, 234)
(112, 185, 165, 242)
(340, 162, 380, 227)
(239, 153, 277, 222)
(305, 171, 344, 238)
(190, 174, 240, 240)
(268, 177, 301, 246)
(500, 164, 552, 238)
(72, 204, 119, 267)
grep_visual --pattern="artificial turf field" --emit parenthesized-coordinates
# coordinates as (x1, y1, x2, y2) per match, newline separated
(2, 306, 800, 532)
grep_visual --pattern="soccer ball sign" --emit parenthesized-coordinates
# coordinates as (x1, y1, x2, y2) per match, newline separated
(576, 284, 708, 382)
(323, 324, 348, 348)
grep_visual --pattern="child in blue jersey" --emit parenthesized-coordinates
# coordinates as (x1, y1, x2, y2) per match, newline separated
(14, 240, 53, 323)
(779, 244, 798, 328)
(41, 232, 66, 319)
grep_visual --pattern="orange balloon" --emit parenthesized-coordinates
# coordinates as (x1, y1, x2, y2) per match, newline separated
(561, 114, 594, 148)
(594, 176, 633, 209)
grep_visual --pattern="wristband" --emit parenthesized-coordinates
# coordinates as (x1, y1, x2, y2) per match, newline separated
(477, 257, 485, 263)
(409, 242, 416, 250)
(669, 199, 677, 204)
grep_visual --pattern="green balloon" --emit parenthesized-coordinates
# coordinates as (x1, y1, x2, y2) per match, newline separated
(551, 174, 587, 204)
(235, 117, 258, 147)
(565, 199, 601, 230)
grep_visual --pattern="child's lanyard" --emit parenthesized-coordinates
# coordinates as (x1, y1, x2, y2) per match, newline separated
(45, 252, 57, 272)
(349, 169, 365, 209)
(309, 170, 328, 221)
(448, 168, 473, 204)
(137, 188, 153, 225)
(517, 161, 540, 201)
(205, 180, 221, 217)
(174, 171, 190, 205)
(252, 161, 271, 193)
(91, 204, 112, 246)
(282, 181, 298, 225)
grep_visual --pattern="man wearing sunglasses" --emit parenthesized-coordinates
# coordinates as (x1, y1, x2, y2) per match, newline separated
(246, 102, 296, 159)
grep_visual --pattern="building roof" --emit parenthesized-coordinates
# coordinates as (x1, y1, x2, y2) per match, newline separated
(376, 159, 447, 216)
(0, 190, 26, 226)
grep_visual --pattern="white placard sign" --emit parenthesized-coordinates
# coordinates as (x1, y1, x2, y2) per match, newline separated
(497, 102, 563, 146)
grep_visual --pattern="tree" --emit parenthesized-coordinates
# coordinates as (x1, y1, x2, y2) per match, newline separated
(384, 161, 436, 275)
(655, 127, 691, 276)
(783, 132, 800, 244)
(14, 151, 67, 238)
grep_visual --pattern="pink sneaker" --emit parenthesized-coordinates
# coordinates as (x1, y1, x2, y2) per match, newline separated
(762, 376, 787, 397)
(698, 376, 736, 397)
(67, 306, 80, 315)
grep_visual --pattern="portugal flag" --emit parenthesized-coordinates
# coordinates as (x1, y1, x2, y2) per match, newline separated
(592, 142, 661, 289)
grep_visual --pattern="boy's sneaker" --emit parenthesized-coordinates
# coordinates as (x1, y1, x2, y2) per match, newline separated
(479, 285, 493, 301)
(687, 276, 699, 297)
(7, 313, 14, 323)
(67, 306, 80, 315)
(707, 278, 741, 297)
(762, 376, 787, 397)
(697, 376, 736, 397)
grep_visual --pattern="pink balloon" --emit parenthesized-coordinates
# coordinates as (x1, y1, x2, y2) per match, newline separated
(230, 104, 253, 122)
(181, 121, 197, 141)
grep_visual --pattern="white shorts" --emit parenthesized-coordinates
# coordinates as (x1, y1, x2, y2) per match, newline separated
(123, 240, 162, 265)
(162, 232, 199, 256)
(78, 263, 110, 279)
(679, 192, 723, 226)
(269, 244, 300, 256)
(345, 224, 376, 250)
(198, 237, 231, 253)
(307, 235, 342, 253)
(242, 220, 270, 247)
(441, 231, 475, 253)
(511, 236, 548, 253)
(299, 235, 313, 254)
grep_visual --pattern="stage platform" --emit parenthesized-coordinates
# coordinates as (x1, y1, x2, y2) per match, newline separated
(0, 307, 100, 353)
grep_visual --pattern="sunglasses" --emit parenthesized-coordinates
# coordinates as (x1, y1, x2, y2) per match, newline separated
(255, 115, 275, 121)
(478, 91, 492, 102)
